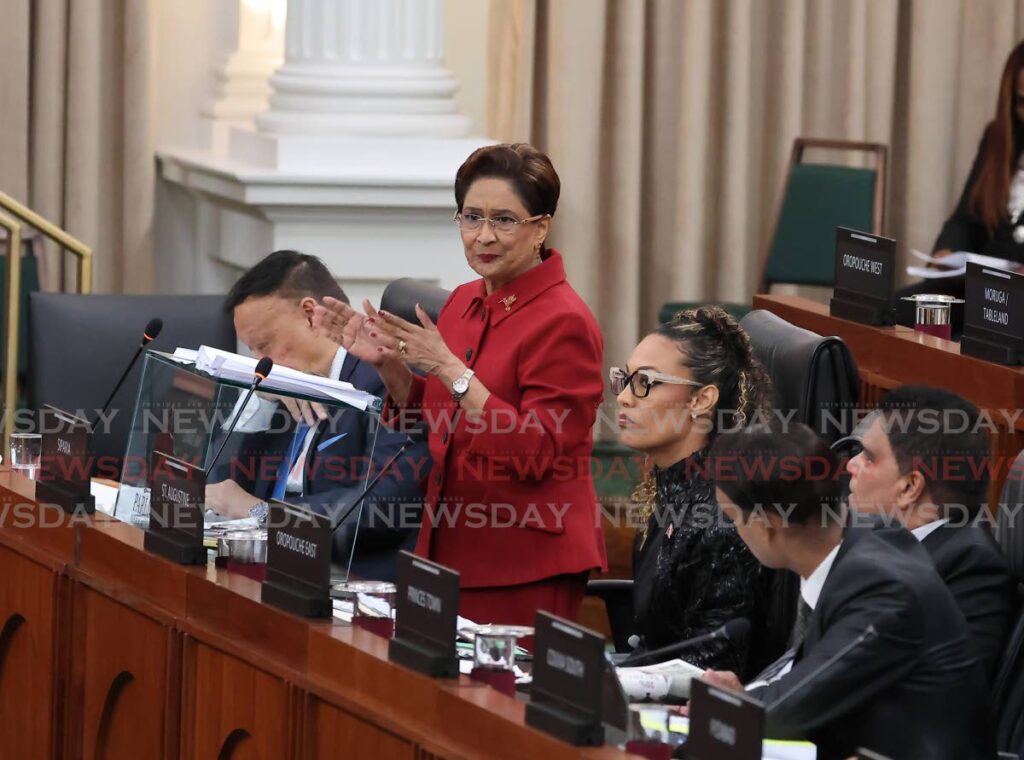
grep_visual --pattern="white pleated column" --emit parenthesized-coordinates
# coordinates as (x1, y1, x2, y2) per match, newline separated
(256, 0, 471, 136)
(205, 0, 286, 122)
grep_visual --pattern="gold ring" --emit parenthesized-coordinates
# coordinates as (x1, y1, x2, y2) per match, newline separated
(397, 339, 407, 355)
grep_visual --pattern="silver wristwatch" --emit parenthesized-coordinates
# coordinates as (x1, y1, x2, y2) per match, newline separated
(248, 500, 270, 526)
(451, 368, 475, 403)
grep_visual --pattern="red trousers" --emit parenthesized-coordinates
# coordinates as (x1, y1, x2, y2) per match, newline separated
(458, 573, 589, 630)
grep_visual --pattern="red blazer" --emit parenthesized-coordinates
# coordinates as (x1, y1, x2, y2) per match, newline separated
(385, 251, 607, 588)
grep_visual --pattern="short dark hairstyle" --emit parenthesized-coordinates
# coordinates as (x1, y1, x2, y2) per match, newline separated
(878, 385, 990, 518)
(711, 422, 843, 525)
(454, 143, 560, 218)
(224, 250, 348, 313)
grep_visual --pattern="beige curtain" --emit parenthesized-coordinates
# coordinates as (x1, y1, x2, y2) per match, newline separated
(488, 0, 1024, 371)
(0, 0, 155, 294)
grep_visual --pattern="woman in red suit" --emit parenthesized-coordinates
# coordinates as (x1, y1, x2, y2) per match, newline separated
(313, 144, 607, 626)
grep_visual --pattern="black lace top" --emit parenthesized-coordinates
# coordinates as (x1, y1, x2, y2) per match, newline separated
(631, 448, 763, 675)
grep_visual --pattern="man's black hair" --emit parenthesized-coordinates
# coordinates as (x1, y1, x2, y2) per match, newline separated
(711, 422, 843, 526)
(224, 250, 348, 312)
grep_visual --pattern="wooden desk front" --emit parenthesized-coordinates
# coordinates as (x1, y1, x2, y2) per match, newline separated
(753, 294, 1024, 502)
(0, 473, 634, 759)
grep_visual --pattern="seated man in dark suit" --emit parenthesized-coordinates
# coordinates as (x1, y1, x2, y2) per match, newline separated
(704, 423, 993, 760)
(205, 250, 428, 580)
(847, 385, 1017, 682)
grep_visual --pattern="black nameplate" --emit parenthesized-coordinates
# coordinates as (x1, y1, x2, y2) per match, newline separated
(35, 405, 95, 515)
(388, 551, 459, 678)
(686, 678, 765, 760)
(143, 451, 206, 564)
(829, 226, 896, 326)
(261, 500, 332, 618)
(525, 611, 606, 746)
(961, 262, 1024, 365)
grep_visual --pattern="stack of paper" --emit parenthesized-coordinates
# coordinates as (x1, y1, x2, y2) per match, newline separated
(331, 594, 393, 622)
(906, 249, 1024, 279)
(193, 345, 380, 411)
(90, 479, 120, 516)
(617, 658, 705, 701)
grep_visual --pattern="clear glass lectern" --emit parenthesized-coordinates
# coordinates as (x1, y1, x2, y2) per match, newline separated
(114, 350, 384, 566)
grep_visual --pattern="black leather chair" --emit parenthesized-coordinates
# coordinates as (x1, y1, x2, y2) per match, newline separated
(380, 278, 450, 324)
(739, 309, 860, 444)
(28, 293, 236, 477)
(743, 309, 860, 654)
(994, 450, 1024, 756)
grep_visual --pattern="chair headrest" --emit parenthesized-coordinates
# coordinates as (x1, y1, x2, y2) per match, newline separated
(380, 278, 451, 324)
(740, 309, 859, 442)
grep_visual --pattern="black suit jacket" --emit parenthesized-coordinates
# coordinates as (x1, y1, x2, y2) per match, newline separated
(921, 523, 1017, 683)
(749, 523, 994, 760)
(226, 353, 429, 581)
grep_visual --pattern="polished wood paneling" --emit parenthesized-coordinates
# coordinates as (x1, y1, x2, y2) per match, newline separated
(0, 544, 63, 759)
(305, 627, 628, 760)
(0, 481, 636, 760)
(67, 585, 176, 760)
(303, 696, 415, 760)
(181, 639, 291, 760)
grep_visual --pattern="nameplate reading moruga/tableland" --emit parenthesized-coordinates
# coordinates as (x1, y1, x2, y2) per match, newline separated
(961, 262, 1024, 365)
(388, 550, 460, 678)
(261, 500, 332, 618)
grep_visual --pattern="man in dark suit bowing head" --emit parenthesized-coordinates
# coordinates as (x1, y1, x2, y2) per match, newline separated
(206, 250, 428, 580)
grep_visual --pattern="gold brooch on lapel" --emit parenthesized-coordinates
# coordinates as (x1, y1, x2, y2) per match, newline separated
(499, 295, 517, 312)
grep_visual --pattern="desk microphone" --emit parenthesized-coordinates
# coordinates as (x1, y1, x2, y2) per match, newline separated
(323, 435, 416, 577)
(618, 618, 751, 667)
(204, 356, 274, 477)
(331, 436, 415, 532)
(92, 317, 163, 431)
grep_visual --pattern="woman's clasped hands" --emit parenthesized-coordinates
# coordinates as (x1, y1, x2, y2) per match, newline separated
(312, 297, 458, 378)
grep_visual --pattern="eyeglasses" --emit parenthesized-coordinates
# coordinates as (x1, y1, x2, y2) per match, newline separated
(453, 211, 549, 235)
(609, 367, 704, 399)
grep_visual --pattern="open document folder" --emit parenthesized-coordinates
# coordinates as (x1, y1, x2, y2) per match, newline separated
(906, 249, 1024, 279)
(178, 345, 380, 411)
